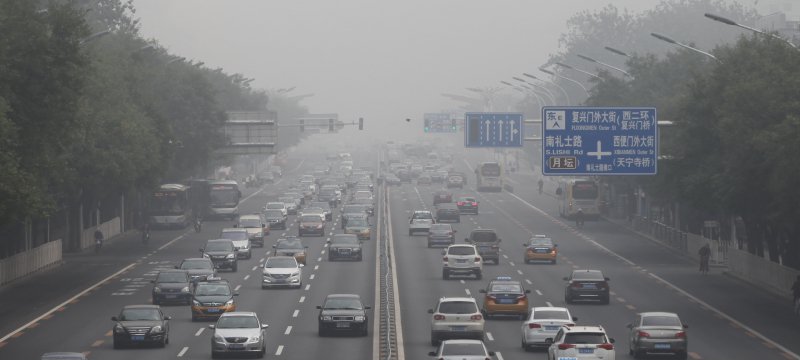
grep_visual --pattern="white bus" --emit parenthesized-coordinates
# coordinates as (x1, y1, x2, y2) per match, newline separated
(148, 184, 191, 228)
(557, 178, 601, 219)
(475, 162, 503, 192)
(208, 180, 242, 220)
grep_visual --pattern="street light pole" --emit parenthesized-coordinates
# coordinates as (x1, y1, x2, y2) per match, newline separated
(604, 46, 632, 58)
(576, 53, 633, 79)
(650, 32, 722, 63)
(516, 83, 548, 107)
(539, 68, 589, 96)
(555, 62, 601, 80)
(704, 12, 798, 50)
(513, 76, 557, 104)
(523, 73, 571, 105)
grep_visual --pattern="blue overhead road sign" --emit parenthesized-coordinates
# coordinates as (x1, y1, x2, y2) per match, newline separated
(465, 112, 523, 147)
(541, 107, 657, 175)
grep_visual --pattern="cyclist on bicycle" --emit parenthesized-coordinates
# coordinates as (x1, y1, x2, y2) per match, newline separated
(698, 243, 711, 274)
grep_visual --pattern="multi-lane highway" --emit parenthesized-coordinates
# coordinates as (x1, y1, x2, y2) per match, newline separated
(1, 146, 800, 360)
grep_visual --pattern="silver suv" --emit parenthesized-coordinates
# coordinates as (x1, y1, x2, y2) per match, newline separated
(428, 297, 485, 345)
(210, 312, 268, 358)
(442, 244, 483, 280)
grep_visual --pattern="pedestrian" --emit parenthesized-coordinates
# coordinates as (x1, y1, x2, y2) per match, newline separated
(698, 243, 711, 274)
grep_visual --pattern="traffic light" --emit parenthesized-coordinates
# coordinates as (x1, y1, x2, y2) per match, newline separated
(328, 118, 334, 132)
(358, 117, 364, 130)
(451, 118, 457, 131)
(424, 119, 430, 132)
(299, 119, 304, 132)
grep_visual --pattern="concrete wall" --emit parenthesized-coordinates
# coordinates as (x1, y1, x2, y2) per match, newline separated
(0, 239, 62, 286)
(727, 247, 800, 298)
(81, 217, 121, 250)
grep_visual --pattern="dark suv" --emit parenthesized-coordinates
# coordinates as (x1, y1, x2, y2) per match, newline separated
(200, 239, 238, 272)
(563, 269, 611, 304)
(317, 294, 371, 336)
(435, 203, 460, 223)
(465, 229, 501, 264)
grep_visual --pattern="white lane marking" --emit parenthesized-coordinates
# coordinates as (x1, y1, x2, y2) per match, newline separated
(496, 351, 504, 360)
(509, 261, 515, 266)
(502, 254, 509, 259)
(321, 250, 326, 255)
(194, 328, 204, 336)
(177, 346, 189, 357)
(234, 284, 242, 291)
(314, 265, 319, 270)
(309, 274, 315, 280)
(317, 257, 322, 262)
(299, 296, 305, 303)
(243, 274, 250, 281)
(517, 269, 523, 275)
(486, 332, 494, 341)
(0, 262, 137, 343)
(251, 265, 258, 271)
(157, 233, 188, 251)
(259, 258, 265, 263)
(275, 345, 284, 356)
(305, 284, 311, 290)
(281, 232, 286, 236)
(324, 242, 329, 247)
(292, 310, 299, 318)
(535, 289, 543, 296)
(465, 289, 471, 296)
(525, 279, 532, 285)
(460, 280, 465, 284)
(284, 326, 292, 335)
(546, 301, 553, 307)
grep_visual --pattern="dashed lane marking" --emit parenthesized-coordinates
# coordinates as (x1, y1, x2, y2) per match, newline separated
(284, 326, 292, 335)
(276, 345, 284, 356)
(502, 254, 509, 259)
(486, 332, 494, 341)
(465, 289, 471, 296)
(104, 330, 112, 337)
(251, 266, 258, 271)
(177, 346, 189, 357)
(460, 280, 465, 284)
(546, 301, 553, 307)
(496, 352, 504, 360)
(234, 284, 242, 291)
(293, 310, 299, 318)
(508, 261, 515, 266)
(195, 328, 204, 336)
(535, 290, 543, 296)
(626, 304, 636, 310)
(309, 274, 315, 280)
(91, 340, 104, 347)
(305, 284, 311, 291)
(299, 296, 305, 303)
(244, 275, 250, 281)
(616, 297, 626, 303)
(525, 279, 532, 285)
(314, 265, 319, 270)
(516, 269, 523, 275)
(689, 352, 702, 359)
(317, 257, 322, 262)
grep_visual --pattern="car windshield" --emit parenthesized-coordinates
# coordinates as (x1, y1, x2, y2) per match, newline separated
(301, 215, 322, 223)
(266, 203, 284, 209)
(279, 197, 294, 203)
(347, 218, 368, 227)
(332, 236, 359, 245)
(412, 212, 432, 219)
(642, 315, 682, 327)
(205, 242, 233, 251)
(265, 258, 297, 268)
(529, 239, 553, 247)
(573, 271, 604, 280)
(563, 332, 607, 344)
(490, 283, 522, 293)
(276, 240, 303, 249)
(239, 219, 262, 228)
(324, 298, 362, 310)
(533, 310, 570, 320)
(156, 272, 187, 283)
(120, 309, 161, 321)
(430, 224, 451, 231)
(195, 284, 231, 296)
(265, 210, 284, 217)
(438, 301, 477, 314)
(216, 316, 259, 329)
(181, 260, 212, 270)
(310, 202, 330, 210)
(221, 231, 248, 241)
(471, 232, 497, 243)
(441, 343, 485, 356)
(448, 247, 475, 255)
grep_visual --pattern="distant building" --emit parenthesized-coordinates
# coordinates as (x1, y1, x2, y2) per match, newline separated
(755, 3, 800, 43)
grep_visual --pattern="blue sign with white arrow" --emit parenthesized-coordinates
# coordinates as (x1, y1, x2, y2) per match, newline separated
(541, 106, 658, 175)
(464, 112, 523, 148)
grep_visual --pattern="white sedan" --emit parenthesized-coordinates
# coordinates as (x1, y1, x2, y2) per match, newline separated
(521, 307, 576, 351)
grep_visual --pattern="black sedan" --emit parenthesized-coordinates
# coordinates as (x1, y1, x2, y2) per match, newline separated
(151, 270, 192, 305)
(317, 294, 371, 336)
(112, 305, 170, 348)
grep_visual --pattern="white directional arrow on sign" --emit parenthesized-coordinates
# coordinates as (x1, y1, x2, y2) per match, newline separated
(497, 120, 504, 142)
(587, 140, 612, 160)
(510, 121, 518, 142)
(484, 120, 491, 142)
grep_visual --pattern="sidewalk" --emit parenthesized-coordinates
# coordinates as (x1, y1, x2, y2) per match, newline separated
(0, 228, 158, 337)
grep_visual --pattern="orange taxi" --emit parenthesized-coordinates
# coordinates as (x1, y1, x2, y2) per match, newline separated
(479, 276, 531, 319)
(190, 279, 237, 321)
(524, 235, 558, 264)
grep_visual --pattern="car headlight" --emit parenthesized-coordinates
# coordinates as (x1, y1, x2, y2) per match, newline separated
(114, 324, 125, 333)
(225, 299, 234, 306)
(226, 254, 235, 259)
(354, 315, 365, 322)
(321, 315, 332, 321)
(193, 299, 201, 306)
(153, 287, 162, 293)
(214, 334, 225, 343)
(181, 286, 190, 293)
(248, 335, 261, 343)
(150, 325, 163, 333)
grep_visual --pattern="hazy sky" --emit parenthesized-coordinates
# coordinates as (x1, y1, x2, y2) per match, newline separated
(132, 0, 772, 136)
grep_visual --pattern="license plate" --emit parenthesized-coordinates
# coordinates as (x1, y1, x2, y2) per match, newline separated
(228, 344, 245, 350)
(582, 284, 597, 289)
(336, 322, 350, 328)
(545, 325, 560, 331)
(456, 259, 467, 263)
(578, 348, 594, 354)
(536, 249, 549, 253)
(165, 295, 177, 299)
(450, 326, 466, 331)
(498, 299, 514, 304)
(206, 308, 221, 313)
(275, 279, 286, 283)
(655, 343, 671, 349)
(131, 335, 145, 341)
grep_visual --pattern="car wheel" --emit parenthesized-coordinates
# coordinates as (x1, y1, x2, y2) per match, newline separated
(113, 340, 122, 349)
(358, 254, 363, 261)
(564, 295, 572, 304)
(475, 271, 482, 280)
(159, 337, 167, 348)
(328, 255, 333, 261)
(232, 263, 238, 272)
(443, 269, 450, 280)
(360, 323, 369, 336)
(211, 351, 220, 359)
(152, 297, 159, 305)
(456, 218, 460, 223)
(427, 241, 432, 248)
(258, 347, 266, 358)
(677, 351, 688, 360)
(191, 315, 198, 322)
(633, 349, 644, 359)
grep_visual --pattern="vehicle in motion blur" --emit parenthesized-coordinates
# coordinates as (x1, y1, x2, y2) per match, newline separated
(175, 258, 216, 284)
(327, 234, 364, 261)
(201, 239, 238, 271)
(148, 184, 191, 228)
(210, 312, 268, 358)
(344, 215, 371, 240)
(442, 244, 483, 280)
(557, 178, 601, 220)
(435, 203, 460, 223)
(208, 180, 241, 220)
(427, 223, 456, 248)
(263, 209, 288, 230)
(111, 305, 171, 348)
(455, 196, 479, 215)
(627, 312, 688, 359)
(317, 294, 371, 336)
(465, 228, 501, 265)
(220, 228, 252, 259)
(429, 297, 485, 345)
(236, 214, 268, 247)
(546, 325, 616, 360)
(298, 214, 325, 237)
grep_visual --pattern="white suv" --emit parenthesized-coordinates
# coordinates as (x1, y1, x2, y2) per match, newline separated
(264, 202, 288, 217)
(442, 244, 482, 280)
(546, 325, 616, 360)
(428, 297, 485, 345)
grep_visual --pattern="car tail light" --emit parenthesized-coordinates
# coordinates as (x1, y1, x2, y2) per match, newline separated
(471, 202, 477, 206)
(516, 294, 527, 300)
(565, 323, 575, 327)
(571, 282, 581, 289)
(598, 281, 608, 289)
(637, 330, 651, 338)
(597, 343, 614, 350)
(528, 323, 541, 329)
(491, 245, 499, 249)
(487, 295, 497, 301)
(474, 257, 481, 262)
(433, 314, 445, 320)
(457, 201, 464, 206)
(675, 331, 686, 338)
(558, 343, 575, 350)
(470, 314, 482, 320)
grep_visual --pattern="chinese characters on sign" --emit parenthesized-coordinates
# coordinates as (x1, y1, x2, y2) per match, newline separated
(541, 107, 657, 175)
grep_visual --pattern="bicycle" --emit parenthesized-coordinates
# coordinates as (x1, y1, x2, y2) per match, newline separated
(141, 224, 151, 244)
(194, 217, 202, 233)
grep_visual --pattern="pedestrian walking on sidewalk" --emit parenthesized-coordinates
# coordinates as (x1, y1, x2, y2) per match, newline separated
(698, 243, 711, 274)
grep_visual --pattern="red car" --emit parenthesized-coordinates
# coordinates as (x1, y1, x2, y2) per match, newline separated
(456, 196, 479, 215)
(433, 190, 453, 205)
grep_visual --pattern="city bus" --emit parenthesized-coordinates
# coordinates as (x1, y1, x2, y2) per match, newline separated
(208, 180, 242, 220)
(475, 162, 503, 192)
(148, 184, 191, 228)
(557, 178, 601, 220)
